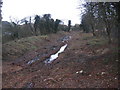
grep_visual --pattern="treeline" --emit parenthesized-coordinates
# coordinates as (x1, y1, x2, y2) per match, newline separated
(34, 14, 61, 35)
(33, 14, 72, 35)
(80, 2, 119, 43)
(2, 14, 77, 43)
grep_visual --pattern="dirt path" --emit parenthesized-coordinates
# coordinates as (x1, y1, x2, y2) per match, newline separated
(2, 31, 119, 88)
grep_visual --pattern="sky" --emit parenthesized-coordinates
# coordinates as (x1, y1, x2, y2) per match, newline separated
(2, 0, 85, 25)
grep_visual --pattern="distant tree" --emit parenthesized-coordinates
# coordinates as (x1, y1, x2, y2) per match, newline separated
(49, 19, 55, 33)
(11, 22, 19, 39)
(43, 14, 51, 20)
(0, 0, 2, 22)
(34, 15, 40, 36)
(68, 20, 71, 32)
(43, 14, 51, 34)
(28, 16, 34, 35)
(9, 17, 22, 39)
(54, 19, 61, 33)
(72, 24, 80, 31)
(58, 24, 68, 31)
(24, 20, 28, 25)
(39, 18, 46, 35)
(0, 0, 2, 39)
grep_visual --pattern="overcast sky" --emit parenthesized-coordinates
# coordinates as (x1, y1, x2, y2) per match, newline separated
(2, 0, 85, 25)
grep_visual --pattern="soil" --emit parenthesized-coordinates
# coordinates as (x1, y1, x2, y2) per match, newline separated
(2, 31, 119, 88)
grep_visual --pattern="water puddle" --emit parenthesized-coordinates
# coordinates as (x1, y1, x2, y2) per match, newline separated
(27, 35, 71, 65)
(44, 44, 68, 64)
(59, 36, 71, 42)
(27, 56, 40, 65)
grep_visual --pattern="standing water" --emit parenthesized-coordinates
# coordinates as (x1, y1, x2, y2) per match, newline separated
(44, 44, 68, 64)
(27, 35, 71, 65)
(27, 56, 40, 65)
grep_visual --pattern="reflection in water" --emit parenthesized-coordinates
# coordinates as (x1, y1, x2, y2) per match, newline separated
(44, 44, 67, 64)
(27, 35, 71, 65)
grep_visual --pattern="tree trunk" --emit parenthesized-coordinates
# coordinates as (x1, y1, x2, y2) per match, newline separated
(106, 26, 111, 43)
(104, 18, 112, 43)
(34, 27, 38, 36)
(91, 24, 96, 36)
(29, 17, 34, 35)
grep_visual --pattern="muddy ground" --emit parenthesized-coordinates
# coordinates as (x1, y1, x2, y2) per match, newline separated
(2, 31, 119, 88)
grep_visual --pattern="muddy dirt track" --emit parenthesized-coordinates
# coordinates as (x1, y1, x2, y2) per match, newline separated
(2, 31, 119, 88)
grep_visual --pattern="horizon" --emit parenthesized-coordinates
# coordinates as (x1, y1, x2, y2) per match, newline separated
(2, 0, 85, 25)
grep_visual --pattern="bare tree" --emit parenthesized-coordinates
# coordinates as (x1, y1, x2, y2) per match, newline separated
(81, 2, 118, 43)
